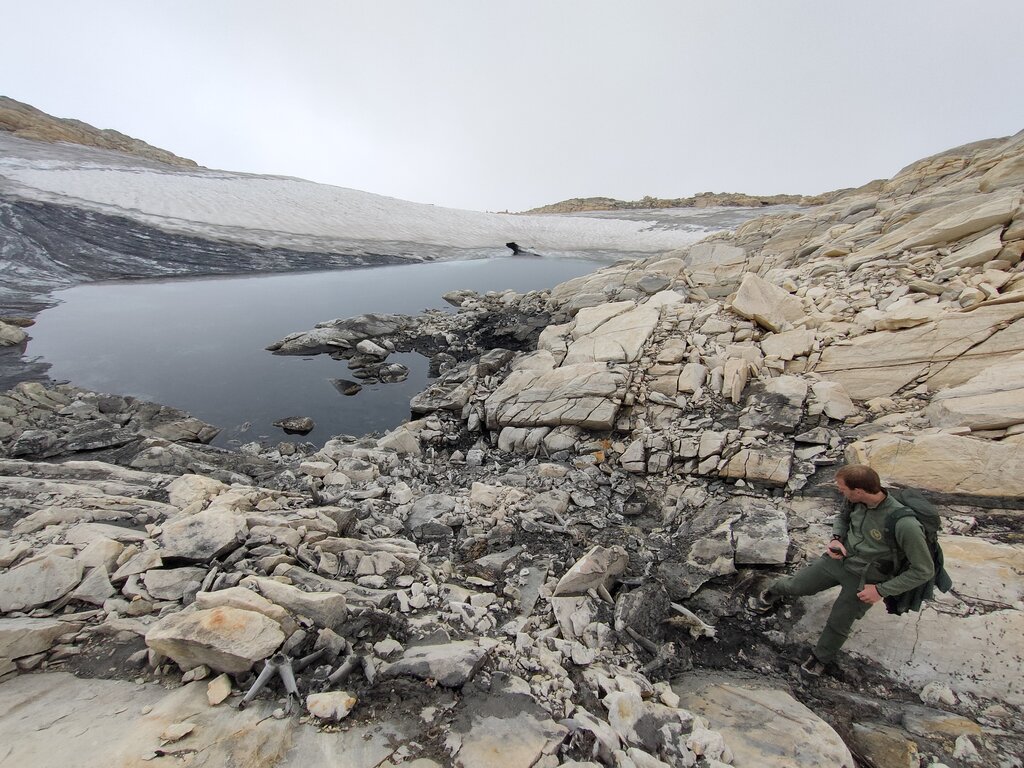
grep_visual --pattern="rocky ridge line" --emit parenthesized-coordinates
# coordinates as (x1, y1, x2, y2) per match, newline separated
(0, 95, 198, 168)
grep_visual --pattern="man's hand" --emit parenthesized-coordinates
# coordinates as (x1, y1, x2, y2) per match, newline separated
(857, 584, 883, 604)
(826, 540, 847, 560)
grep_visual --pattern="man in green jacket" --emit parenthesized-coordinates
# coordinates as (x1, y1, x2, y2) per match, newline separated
(753, 464, 935, 676)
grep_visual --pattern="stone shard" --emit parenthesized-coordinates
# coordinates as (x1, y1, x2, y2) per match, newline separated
(145, 606, 285, 674)
(554, 545, 629, 596)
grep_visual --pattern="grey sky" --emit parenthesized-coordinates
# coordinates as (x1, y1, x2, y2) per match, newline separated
(4, 1, 1022, 212)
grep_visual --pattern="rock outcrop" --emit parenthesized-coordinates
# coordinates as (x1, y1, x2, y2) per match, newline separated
(2, 127, 1024, 767)
(0, 96, 199, 168)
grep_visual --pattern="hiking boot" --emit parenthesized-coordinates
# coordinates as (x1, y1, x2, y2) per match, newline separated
(748, 589, 781, 615)
(800, 653, 826, 678)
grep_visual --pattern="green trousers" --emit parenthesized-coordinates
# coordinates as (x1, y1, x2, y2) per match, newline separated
(769, 555, 874, 664)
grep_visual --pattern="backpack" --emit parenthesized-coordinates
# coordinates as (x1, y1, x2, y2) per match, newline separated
(881, 488, 953, 616)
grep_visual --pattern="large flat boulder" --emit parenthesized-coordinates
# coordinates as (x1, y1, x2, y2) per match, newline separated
(846, 433, 1024, 498)
(241, 575, 348, 628)
(485, 360, 627, 430)
(159, 508, 248, 562)
(145, 606, 284, 674)
(563, 303, 660, 364)
(815, 304, 1024, 400)
(0, 555, 82, 612)
(926, 351, 1024, 431)
(379, 640, 488, 687)
(0, 617, 80, 660)
(673, 677, 855, 767)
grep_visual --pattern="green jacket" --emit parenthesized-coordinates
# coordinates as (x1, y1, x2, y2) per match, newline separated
(831, 492, 935, 597)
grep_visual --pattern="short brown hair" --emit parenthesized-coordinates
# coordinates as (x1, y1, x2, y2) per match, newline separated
(836, 465, 882, 494)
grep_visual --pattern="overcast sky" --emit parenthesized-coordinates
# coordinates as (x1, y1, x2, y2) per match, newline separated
(4, 1, 1022, 212)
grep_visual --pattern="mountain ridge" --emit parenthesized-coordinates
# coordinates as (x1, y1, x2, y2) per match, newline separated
(0, 95, 198, 169)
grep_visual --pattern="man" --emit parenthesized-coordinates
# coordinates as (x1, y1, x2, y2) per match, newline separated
(752, 464, 935, 676)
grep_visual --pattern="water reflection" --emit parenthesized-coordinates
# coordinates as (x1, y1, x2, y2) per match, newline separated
(26, 257, 608, 446)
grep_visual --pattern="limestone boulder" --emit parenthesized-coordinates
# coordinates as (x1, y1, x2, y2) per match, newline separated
(485, 362, 628, 430)
(144, 567, 206, 601)
(167, 474, 229, 510)
(729, 273, 805, 332)
(926, 351, 1024, 431)
(563, 303, 660, 364)
(0, 321, 28, 346)
(306, 691, 357, 721)
(241, 575, 348, 628)
(0, 555, 83, 612)
(145, 606, 284, 674)
(846, 433, 1024, 498)
(0, 617, 81, 660)
(732, 499, 791, 566)
(554, 545, 629, 596)
(720, 448, 792, 487)
(194, 586, 297, 634)
(379, 640, 489, 687)
(448, 675, 570, 768)
(810, 380, 856, 420)
(760, 329, 815, 360)
(159, 508, 247, 562)
(673, 679, 855, 767)
(815, 304, 1024, 400)
(685, 242, 748, 286)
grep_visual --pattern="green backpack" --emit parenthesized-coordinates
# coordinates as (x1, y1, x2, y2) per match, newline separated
(882, 488, 954, 615)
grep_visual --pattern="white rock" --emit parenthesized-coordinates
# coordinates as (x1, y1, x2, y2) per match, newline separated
(306, 691, 357, 721)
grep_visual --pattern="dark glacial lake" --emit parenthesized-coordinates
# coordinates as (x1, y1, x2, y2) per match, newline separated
(25, 257, 613, 447)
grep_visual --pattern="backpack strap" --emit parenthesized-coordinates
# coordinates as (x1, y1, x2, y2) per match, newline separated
(883, 501, 919, 572)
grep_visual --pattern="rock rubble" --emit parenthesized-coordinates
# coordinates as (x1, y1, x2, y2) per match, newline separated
(3, 129, 1024, 766)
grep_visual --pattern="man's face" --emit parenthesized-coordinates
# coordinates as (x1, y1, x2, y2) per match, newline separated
(836, 478, 862, 502)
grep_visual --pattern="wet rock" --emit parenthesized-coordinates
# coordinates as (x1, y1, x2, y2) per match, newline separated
(331, 378, 363, 396)
(145, 606, 285, 674)
(273, 416, 315, 434)
(8, 429, 62, 458)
